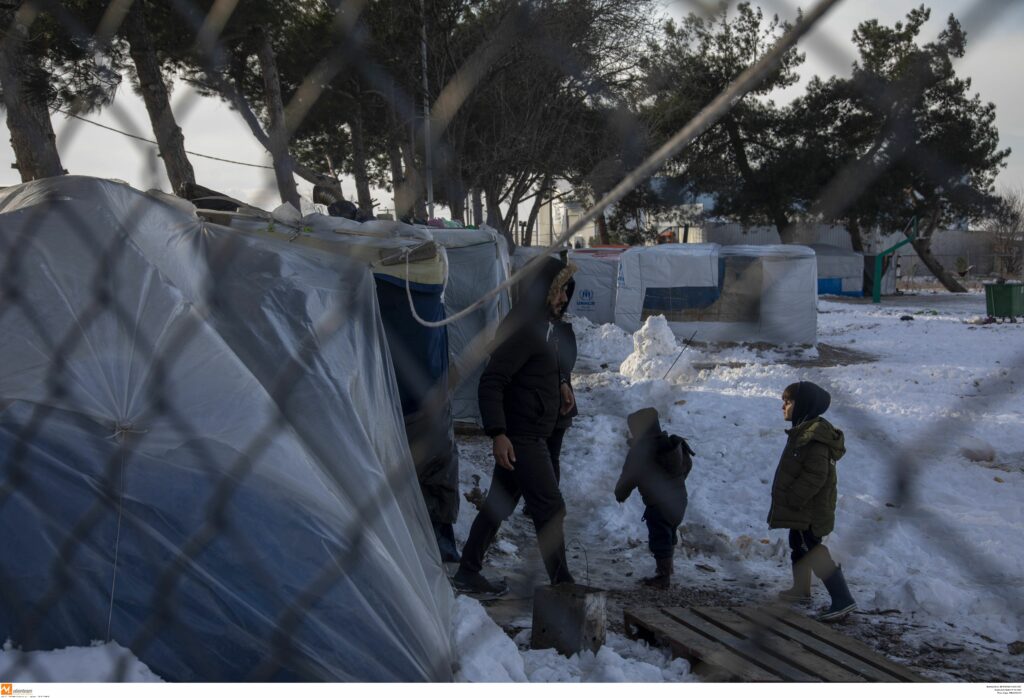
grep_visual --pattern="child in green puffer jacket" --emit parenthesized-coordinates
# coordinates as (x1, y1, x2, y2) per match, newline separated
(768, 381, 856, 622)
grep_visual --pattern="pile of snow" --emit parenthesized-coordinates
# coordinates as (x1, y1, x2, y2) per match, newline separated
(572, 316, 633, 368)
(0, 641, 162, 682)
(619, 315, 684, 381)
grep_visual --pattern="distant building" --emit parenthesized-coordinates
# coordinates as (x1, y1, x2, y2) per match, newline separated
(538, 198, 596, 248)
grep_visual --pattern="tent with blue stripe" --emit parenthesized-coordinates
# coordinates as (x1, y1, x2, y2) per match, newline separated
(810, 243, 864, 297)
(614, 243, 817, 345)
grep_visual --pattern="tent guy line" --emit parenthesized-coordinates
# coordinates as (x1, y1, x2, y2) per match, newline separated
(54, 108, 276, 170)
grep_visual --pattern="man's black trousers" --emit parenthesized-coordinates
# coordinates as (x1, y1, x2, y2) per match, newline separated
(459, 435, 572, 584)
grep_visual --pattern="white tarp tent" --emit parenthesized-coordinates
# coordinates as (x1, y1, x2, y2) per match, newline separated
(568, 248, 625, 325)
(810, 244, 864, 297)
(431, 228, 510, 425)
(0, 176, 452, 682)
(615, 244, 720, 333)
(615, 243, 817, 345)
(510, 245, 556, 275)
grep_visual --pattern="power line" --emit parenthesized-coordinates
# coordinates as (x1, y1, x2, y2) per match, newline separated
(55, 108, 275, 170)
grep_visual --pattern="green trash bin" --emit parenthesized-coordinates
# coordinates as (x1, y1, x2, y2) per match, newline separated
(984, 281, 1024, 318)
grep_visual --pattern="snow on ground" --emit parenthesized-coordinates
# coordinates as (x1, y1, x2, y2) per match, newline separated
(454, 291, 1024, 681)
(7, 291, 1022, 682)
(452, 595, 694, 682)
(0, 640, 162, 681)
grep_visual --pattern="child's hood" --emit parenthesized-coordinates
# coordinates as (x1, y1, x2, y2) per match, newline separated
(793, 417, 846, 461)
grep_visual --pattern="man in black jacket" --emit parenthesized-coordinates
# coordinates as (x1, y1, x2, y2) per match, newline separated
(453, 257, 578, 595)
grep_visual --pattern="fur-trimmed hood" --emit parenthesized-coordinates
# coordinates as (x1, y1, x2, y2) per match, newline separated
(515, 256, 577, 319)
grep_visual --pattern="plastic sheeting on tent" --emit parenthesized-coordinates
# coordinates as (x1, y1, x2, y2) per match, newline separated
(221, 209, 461, 532)
(568, 248, 624, 325)
(0, 176, 453, 682)
(430, 228, 511, 425)
(226, 209, 452, 418)
(615, 243, 817, 345)
(810, 244, 864, 297)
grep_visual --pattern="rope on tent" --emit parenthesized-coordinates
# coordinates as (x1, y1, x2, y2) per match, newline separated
(396, 0, 843, 330)
(56, 109, 277, 170)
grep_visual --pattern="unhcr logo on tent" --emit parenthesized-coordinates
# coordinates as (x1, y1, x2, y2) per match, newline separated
(577, 288, 596, 308)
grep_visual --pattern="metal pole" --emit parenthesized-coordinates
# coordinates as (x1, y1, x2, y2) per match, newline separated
(420, 0, 434, 219)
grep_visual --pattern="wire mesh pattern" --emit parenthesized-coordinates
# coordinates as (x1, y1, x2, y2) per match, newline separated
(1, 0, 1022, 683)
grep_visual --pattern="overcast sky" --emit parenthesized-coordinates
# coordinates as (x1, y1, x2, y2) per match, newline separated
(1, 0, 1022, 212)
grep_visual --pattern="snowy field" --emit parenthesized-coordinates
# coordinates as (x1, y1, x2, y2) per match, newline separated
(4, 291, 1023, 683)
(451, 291, 1024, 682)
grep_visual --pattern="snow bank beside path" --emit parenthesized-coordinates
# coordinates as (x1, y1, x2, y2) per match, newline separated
(451, 595, 694, 682)
(0, 641, 162, 681)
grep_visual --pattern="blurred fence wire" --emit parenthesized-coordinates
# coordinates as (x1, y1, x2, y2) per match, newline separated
(0, 0, 1021, 683)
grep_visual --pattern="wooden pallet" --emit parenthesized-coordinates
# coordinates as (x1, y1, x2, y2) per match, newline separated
(624, 605, 926, 682)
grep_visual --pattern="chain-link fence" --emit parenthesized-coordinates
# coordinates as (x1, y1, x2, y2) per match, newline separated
(1, 0, 1022, 683)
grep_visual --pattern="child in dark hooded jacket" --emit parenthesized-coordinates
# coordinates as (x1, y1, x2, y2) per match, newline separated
(615, 407, 694, 589)
(769, 381, 856, 622)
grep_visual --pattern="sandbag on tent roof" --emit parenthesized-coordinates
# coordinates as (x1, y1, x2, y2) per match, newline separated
(0, 176, 452, 682)
(615, 243, 817, 345)
(568, 247, 624, 325)
(430, 228, 511, 425)
(810, 244, 864, 297)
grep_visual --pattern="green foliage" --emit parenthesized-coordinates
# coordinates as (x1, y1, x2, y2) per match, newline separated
(793, 6, 1008, 234)
(1, 1, 123, 114)
(639, 2, 805, 231)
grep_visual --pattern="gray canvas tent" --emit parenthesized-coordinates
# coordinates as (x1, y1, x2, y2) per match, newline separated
(0, 176, 453, 681)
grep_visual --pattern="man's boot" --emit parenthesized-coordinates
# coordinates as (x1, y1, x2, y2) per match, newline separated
(452, 567, 509, 596)
(778, 560, 812, 604)
(642, 556, 672, 590)
(818, 565, 856, 622)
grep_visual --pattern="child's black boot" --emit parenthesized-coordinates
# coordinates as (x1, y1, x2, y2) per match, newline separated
(642, 556, 672, 590)
(817, 565, 856, 622)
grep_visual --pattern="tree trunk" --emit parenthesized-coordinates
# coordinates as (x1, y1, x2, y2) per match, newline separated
(471, 188, 483, 227)
(255, 30, 300, 209)
(447, 180, 465, 223)
(523, 175, 550, 247)
(911, 208, 967, 293)
(596, 209, 610, 245)
(724, 116, 793, 242)
(401, 139, 427, 221)
(348, 103, 373, 218)
(847, 218, 865, 253)
(0, 16, 63, 181)
(125, 2, 195, 195)
(387, 135, 411, 220)
(485, 184, 514, 250)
